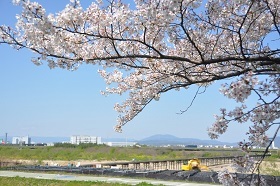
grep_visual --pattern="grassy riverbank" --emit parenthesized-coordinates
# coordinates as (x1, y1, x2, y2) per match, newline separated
(1, 144, 279, 176)
(0, 144, 246, 162)
(0, 176, 159, 186)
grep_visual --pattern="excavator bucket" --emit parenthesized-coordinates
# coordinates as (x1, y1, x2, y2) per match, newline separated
(181, 158, 208, 171)
(182, 164, 192, 171)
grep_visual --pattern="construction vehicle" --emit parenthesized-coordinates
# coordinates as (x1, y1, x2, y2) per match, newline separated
(181, 158, 209, 171)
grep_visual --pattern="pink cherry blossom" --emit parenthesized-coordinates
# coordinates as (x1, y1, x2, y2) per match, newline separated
(1, 1, 279, 185)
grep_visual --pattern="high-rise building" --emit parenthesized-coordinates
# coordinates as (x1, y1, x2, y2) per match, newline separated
(12, 136, 31, 145)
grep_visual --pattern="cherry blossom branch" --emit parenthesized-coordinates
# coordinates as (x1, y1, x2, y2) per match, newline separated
(177, 85, 206, 114)
(250, 124, 280, 182)
(1, 2, 280, 184)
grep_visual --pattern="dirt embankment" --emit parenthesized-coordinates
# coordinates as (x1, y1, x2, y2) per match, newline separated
(3, 159, 126, 167)
(3, 159, 280, 175)
(208, 161, 280, 175)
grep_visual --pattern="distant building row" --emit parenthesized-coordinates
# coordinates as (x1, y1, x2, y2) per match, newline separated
(70, 135, 137, 147)
(9, 135, 137, 147)
(12, 135, 278, 149)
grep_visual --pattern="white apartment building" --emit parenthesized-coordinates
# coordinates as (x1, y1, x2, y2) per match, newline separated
(12, 136, 31, 145)
(70, 135, 102, 145)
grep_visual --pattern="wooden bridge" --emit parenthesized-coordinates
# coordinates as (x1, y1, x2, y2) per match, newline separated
(83, 155, 267, 170)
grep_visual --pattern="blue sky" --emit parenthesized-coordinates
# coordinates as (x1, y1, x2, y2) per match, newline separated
(0, 0, 278, 142)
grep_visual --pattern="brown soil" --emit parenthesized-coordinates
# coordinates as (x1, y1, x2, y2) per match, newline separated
(208, 164, 235, 172)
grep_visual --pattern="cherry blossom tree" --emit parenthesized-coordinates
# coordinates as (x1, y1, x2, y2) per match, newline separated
(1, 0, 279, 185)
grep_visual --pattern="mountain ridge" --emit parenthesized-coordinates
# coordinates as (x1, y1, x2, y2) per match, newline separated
(139, 134, 280, 147)
(138, 134, 237, 146)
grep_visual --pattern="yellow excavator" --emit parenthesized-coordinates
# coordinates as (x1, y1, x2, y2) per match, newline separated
(181, 158, 209, 171)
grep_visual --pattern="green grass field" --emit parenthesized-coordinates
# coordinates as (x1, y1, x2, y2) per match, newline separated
(0, 144, 248, 162)
(0, 144, 279, 185)
(0, 176, 159, 186)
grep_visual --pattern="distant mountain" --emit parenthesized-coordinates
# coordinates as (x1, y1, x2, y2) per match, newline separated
(139, 134, 237, 146)
(141, 134, 179, 141)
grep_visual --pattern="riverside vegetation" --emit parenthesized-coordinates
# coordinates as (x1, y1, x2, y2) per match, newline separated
(0, 144, 279, 178)
(0, 143, 279, 162)
(0, 176, 161, 186)
(0, 143, 247, 162)
(1, 143, 234, 186)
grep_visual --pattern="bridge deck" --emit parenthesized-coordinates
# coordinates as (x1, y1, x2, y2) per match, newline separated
(80, 154, 268, 170)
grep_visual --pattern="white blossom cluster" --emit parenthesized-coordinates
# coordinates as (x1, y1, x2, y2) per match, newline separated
(0, 1, 279, 184)
(208, 73, 280, 147)
(220, 72, 258, 103)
